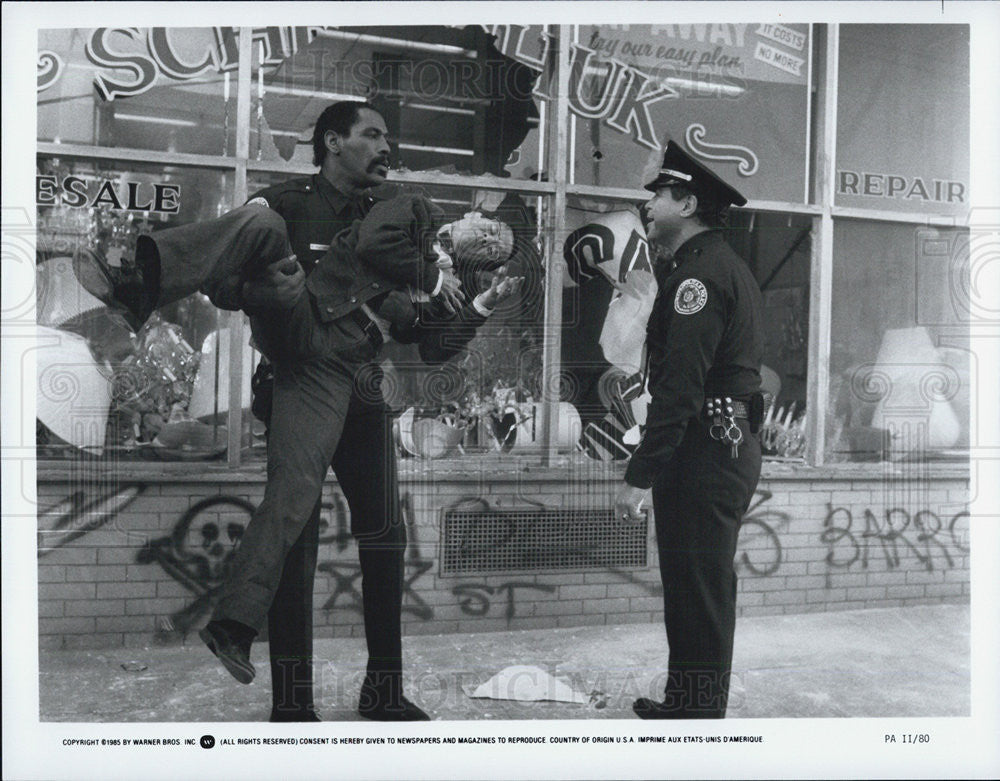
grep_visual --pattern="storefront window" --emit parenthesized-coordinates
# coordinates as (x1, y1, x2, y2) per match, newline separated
(38, 28, 235, 156)
(558, 196, 655, 460)
(249, 25, 548, 179)
(35, 157, 238, 461)
(731, 209, 812, 459)
(569, 24, 811, 202)
(559, 196, 811, 461)
(34, 23, 973, 470)
(836, 24, 969, 218)
(826, 220, 970, 462)
(827, 24, 971, 463)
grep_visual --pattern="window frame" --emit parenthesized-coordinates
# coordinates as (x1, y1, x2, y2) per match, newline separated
(35, 24, 971, 473)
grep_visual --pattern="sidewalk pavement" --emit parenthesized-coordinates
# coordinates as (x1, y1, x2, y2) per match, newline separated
(38, 603, 969, 722)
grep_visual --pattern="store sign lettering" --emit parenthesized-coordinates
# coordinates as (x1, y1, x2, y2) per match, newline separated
(485, 24, 553, 71)
(79, 26, 305, 100)
(648, 24, 748, 47)
(755, 23, 807, 52)
(86, 28, 162, 101)
(837, 170, 965, 204)
(567, 43, 678, 149)
(46, 24, 779, 163)
(489, 25, 753, 150)
(63, 24, 695, 153)
(35, 176, 181, 213)
(753, 42, 804, 77)
(37, 51, 64, 92)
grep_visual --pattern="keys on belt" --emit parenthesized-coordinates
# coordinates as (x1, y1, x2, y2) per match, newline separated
(705, 396, 744, 459)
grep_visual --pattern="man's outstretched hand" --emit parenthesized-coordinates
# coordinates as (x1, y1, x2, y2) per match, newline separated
(478, 266, 524, 310)
(242, 254, 305, 310)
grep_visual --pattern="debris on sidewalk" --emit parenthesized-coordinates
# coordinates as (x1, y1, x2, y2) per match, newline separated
(466, 665, 589, 704)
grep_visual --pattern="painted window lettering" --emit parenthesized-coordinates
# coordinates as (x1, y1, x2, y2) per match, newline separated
(837, 170, 965, 204)
(35, 176, 181, 213)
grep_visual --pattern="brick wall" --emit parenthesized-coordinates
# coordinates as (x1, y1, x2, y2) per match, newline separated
(35, 459, 970, 649)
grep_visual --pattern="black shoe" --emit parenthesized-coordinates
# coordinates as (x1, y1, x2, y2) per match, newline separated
(357, 678, 430, 722)
(269, 707, 321, 722)
(200, 621, 256, 685)
(73, 247, 155, 332)
(632, 697, 678, 720)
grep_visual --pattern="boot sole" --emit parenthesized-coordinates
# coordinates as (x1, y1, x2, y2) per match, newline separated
(632, 697, 672, 719)
(199, 627, 255, 685)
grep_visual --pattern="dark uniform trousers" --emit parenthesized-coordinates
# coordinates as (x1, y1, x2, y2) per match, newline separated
(624, 229, 765, 719)
(260, 382, 405, 717)
(138, 195, 420, 716)
(651, 417, 761, 718)
(220, 324, 406, 694)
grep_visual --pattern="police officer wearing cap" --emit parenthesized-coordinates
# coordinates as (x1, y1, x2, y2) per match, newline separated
(615, 140, 765, 719)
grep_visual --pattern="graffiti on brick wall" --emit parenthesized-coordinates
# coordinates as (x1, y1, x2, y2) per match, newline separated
(317, 492, 435, 620)
(36, 479, 972, 641)
(131, 489, 436, 637)
(439, 489, 787, 625)
(821, 504, 970, 578)
(37, 484, 145, 555)
(123, 486, 791, 634)
(137, 496, 252, 639)
(452, 582, 558, 621)
(735, 490, 789, 577)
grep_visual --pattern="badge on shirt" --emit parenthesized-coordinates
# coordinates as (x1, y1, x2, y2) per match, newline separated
(246, 196, 269, 208)
(674, 278, 708, 314)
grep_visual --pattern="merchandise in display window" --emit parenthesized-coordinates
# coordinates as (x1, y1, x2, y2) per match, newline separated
(35, 157, 240, 460)
(240, 174, 548, 460)
(827, 220, 970, 462)
(560, 197, 811, 462)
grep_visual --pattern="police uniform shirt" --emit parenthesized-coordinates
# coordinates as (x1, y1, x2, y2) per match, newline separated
(624, 229, 763, 490)
(247, 174, 376, 276)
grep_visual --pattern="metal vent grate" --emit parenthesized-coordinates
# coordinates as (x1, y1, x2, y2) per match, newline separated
(441, 508, 648, 574)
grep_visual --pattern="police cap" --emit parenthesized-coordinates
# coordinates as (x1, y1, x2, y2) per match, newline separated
(643, 140, 747, 207)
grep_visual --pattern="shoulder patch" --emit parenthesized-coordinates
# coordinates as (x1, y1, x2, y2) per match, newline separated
(674, 278, 708, 315)
(246, 196, 270, 208)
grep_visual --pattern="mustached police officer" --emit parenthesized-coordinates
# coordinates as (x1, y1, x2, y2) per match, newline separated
(615, 140, 765, 719)
(242, 101, 404, 723)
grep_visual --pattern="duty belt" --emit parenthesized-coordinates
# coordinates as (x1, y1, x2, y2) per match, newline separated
(703, 396, 747, 459)
(703, 398, 749, 419)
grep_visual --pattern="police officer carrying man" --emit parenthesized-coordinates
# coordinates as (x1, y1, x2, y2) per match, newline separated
(239, 101, 372, 722)
(75, 100, 518, 722)
(615, 140, 765, 719)
(240, 101, 468, 722)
